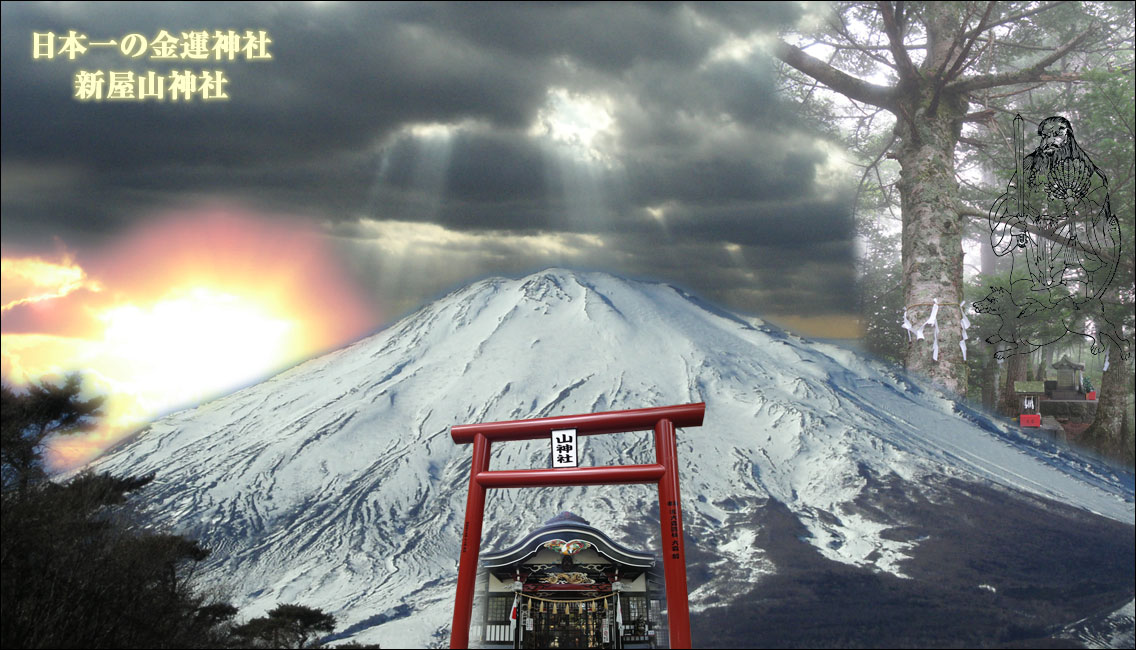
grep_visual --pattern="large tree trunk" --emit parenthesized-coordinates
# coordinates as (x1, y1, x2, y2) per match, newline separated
(981, 354, 997, 411)
(1081, 343, 1134, 465)
(896, 117, 966, 394)
(978, 124, 1006, 280)
(1000, 352, 1027, 418)
(1036, 346, 1054, 382)
(894, 4, 970, 395)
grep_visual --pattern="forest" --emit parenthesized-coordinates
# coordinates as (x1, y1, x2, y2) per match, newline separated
(775, 1, 1134, 465)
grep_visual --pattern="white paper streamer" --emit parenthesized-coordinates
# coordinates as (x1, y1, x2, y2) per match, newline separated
(959, 300, 970, 361)
(925, 299, 940, 360)
(900, 299, 962, 362)
(1102, 346, 1110, 372)
(901, 309, 915, 341)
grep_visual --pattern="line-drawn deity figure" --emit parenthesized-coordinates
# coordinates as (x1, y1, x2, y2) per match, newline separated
(980, 115, 1128, 359)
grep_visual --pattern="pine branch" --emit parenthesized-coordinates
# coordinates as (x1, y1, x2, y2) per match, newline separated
(854, 132, 900, 223)
(962, 109, 996, 123)
(943, 1, 997, 84)
(825, 13, 901, 71)
(962, 1, 1069, 38)
(877, 1, 920, 82)
(960, 202, 1119, 266)
(958, 135, 990, 148)
(815, 39, 926, 51)
(772, 39, 897, 109)
(931, 3, 979, 86)
(947, 26, 1097, 93)
(928, 3, 996, 115)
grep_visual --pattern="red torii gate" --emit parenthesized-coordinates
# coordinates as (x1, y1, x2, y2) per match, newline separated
(448, 402, 706, 649)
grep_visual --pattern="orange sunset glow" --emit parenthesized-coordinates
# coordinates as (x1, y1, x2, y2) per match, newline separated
(1, 206, 381, 471)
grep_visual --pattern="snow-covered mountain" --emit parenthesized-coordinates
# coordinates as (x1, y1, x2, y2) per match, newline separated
(89, 269, 1134, 648)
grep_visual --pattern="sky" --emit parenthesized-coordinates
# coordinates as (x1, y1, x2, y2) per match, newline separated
(1, 2, 862, 467)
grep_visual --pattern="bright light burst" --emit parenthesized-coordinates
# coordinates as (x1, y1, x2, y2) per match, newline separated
(1, 206, 380, 470)
(98, 287, 294, 411)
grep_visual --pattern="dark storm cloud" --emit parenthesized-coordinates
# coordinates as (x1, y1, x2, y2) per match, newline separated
(645, 200, 853, 249)
(622, 152, 819, 205)
(1, 3, 550, 168)
(424, 3, 716, 71)
(3, 1, 858, 321)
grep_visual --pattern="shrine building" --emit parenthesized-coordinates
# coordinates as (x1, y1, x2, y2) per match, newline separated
(475, 512, 666, 649)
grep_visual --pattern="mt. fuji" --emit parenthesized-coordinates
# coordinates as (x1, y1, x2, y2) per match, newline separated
(89, 269, 1134, 648)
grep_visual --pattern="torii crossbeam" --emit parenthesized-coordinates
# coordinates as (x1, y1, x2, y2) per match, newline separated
(448, 402, 706, 649)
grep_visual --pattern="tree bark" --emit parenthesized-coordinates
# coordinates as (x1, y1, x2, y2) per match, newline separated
(1081, 342, 1134, 465)
(1036, 346, 1053, 382)
(978, 166, 1003, 278)
(896, 3, 969, 395)
(981, 354, 997, 411)
(1000, 352, 1027, 417)
(896, 116, 966, 393)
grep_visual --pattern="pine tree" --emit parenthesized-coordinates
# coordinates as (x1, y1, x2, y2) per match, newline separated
(1, 374, 103, 494)
(235, 604, 337, 649)
(1, 376, 239, 648)
(774, 2, 1133, 395)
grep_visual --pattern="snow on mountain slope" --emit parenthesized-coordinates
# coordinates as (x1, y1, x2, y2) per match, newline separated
(88, 269, 1134, 647)
(1064, 599, 1136, 649)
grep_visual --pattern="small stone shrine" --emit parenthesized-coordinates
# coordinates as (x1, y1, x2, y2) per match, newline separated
(1050, 356, 1086, 400)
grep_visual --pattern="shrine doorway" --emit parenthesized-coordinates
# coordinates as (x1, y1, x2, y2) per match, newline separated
(520, 593, 613, 649)
(479, 512, 663, 649)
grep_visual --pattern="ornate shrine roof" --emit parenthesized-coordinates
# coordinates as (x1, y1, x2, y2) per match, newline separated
(481, 512, 655, 569)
